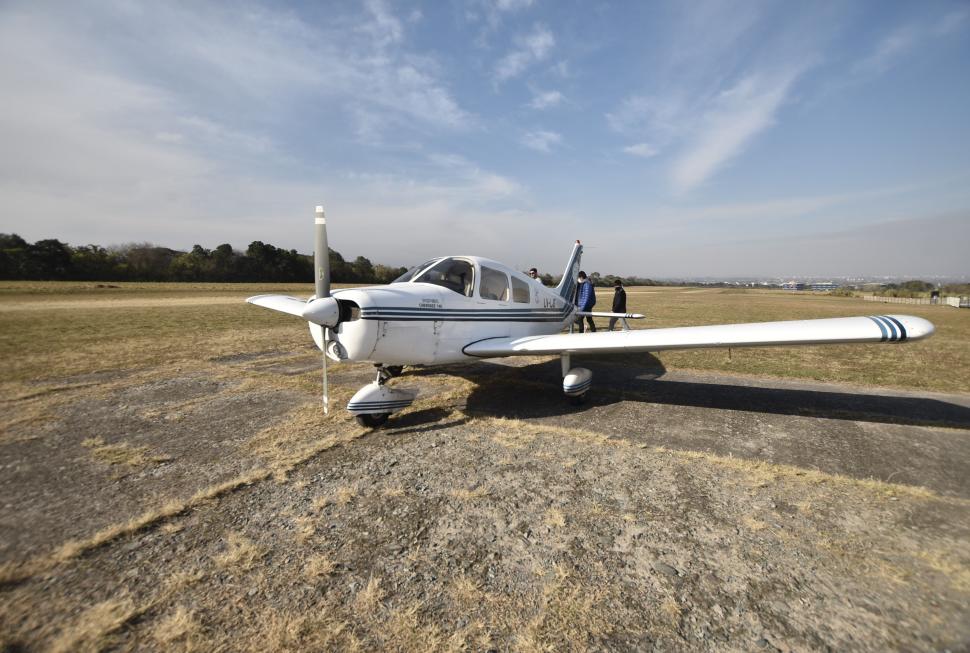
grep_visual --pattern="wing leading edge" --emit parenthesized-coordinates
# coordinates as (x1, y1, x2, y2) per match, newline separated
(462, 314, 934, 358)
(246, 294, 309, 317)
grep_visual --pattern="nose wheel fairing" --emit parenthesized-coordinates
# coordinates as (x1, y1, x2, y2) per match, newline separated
(347, 365, 416, 427)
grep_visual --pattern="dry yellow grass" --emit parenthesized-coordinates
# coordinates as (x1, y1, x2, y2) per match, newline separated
(333, 485, 358, 505)
(450, 484, 490, 500)
(354, 576, 386, 614)
(81, 436, 171, 468)
(214, 532, 264, 570)
(258, 611, 358, 652)
(0, 467, 271, 587)
(477, 416, 948, 502)
(293, 516, 316, 544)
(152, 605, 202, 648)
(49, 596, 139, 653)
(384, 604, 447, 651)
(543, 508, 566, 528)
(305, 554, 336, 578)
(448, 574, 485, 607)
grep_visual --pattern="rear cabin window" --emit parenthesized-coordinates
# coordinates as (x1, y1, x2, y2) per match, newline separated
(411, 258, 474, 296)
(511, 277, 530, 303)
(480, 266, 510, 301)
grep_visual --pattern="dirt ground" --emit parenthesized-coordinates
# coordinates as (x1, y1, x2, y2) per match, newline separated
(1, 344, 969, 652)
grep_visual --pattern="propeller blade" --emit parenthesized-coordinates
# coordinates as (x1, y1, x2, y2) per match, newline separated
(322, 331, 329, 415)
(315, 205, 330, 299)
(315, 205, 331, 415)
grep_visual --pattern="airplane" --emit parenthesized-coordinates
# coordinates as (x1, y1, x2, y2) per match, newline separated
(248, 207, 936, 427)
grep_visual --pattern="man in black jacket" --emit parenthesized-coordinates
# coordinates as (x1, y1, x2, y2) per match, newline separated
(608, 279, 627, 331)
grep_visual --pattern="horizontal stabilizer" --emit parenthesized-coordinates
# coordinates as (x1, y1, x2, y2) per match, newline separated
(463, 314, 934, 358)
(576, 312, 645, 319)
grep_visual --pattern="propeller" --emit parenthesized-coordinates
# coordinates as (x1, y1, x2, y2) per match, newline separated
(312, 205, 331, 414)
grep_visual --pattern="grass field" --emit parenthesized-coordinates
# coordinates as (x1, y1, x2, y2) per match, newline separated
(1, 282, 966, 392)
(1, 282, 968, 651)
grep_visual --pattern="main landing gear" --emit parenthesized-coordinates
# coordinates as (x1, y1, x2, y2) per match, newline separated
(347, 365, 416, 428)
(561, 353, 592, 406)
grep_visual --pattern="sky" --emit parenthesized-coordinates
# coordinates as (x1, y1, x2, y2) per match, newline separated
(1, 0, 969, 278)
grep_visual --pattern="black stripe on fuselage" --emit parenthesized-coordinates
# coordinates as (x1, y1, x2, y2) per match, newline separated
(361, 305, 573, 322)
(362, 306, 569, 315)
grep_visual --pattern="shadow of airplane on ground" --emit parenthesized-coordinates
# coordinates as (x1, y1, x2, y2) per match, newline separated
(409, 353, 970, 430)
(401, 354, 970, 498)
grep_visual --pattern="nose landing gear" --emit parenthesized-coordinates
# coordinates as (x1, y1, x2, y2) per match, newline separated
(347, 365, 416, 428)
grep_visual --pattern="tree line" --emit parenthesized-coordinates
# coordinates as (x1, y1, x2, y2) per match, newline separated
(0, 234, 408, 284)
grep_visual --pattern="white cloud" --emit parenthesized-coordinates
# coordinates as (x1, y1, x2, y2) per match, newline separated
(852, 26, 917, 76)
(495, 0, 535, 11)
(606, 95, 685, 138)
(426, 153, 523, 199)
(494, 24, 555, 83)
(936, 7, 969, 35)
(361, 0, 404, 47)
(0, 2, 489, 255)
(521, 130, 562, 152)
(602, 1, 835, 195)
(670, 70, 801, 193)
(528, 89, 564, 109)
(622, 143, 659, 158)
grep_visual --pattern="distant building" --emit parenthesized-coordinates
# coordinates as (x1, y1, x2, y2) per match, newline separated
(782, 281, 805, 290)
(810, 282, 839, 291)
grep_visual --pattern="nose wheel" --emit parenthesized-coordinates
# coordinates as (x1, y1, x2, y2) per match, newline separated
(355, 412, 389, 428)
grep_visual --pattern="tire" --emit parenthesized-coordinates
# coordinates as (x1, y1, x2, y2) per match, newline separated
(566, 393, 587, 406)
(385, 365, 404, 378)
(355, 412, 390, 428)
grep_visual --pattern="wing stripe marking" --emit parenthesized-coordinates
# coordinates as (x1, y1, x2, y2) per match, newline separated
(878, 315, 898, 341)
(868, 316, 889, 342)
(884, 316, 908, 342)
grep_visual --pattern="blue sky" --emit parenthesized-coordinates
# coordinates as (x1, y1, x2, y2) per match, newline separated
(1, 0, 968, 277)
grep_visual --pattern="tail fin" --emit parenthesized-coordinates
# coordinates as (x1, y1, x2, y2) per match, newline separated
(555, 240, 583, 301)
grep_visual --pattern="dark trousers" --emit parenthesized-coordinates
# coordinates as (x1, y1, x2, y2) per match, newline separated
(575, 315, 596, 333)
(608, 317, 619, 331)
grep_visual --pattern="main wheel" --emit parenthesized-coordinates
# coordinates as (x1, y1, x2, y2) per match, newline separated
(355, 412, 390, 428)
(566, 393, 587, 406)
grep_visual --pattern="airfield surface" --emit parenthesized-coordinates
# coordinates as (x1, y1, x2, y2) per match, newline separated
(1, 283, 968, 651)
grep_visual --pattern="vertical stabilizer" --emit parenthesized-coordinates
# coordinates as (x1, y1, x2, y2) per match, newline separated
(556, 240, 583, 300)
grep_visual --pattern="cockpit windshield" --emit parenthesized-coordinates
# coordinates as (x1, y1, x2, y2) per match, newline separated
(410, 258, 475, 297)
(391, 259, 440, 284)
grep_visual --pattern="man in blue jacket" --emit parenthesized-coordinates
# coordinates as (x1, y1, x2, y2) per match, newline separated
(574, 270, 596, 333)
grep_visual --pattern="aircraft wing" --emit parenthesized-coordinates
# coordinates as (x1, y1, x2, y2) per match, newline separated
(462, 314, 934, 357)
(246, 294, 309, 317)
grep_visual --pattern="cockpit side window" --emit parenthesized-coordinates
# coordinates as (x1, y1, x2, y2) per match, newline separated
(411, 258, 475, 296)
(480, 266, 510, 301)
(511, 276, 530, 303)
(391, 258, 441, 284)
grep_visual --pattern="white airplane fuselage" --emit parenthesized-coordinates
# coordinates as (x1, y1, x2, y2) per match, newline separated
(317, 256, 576, 366)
